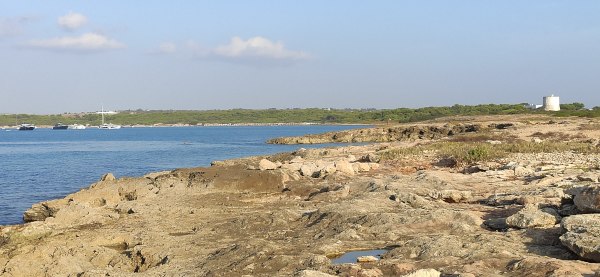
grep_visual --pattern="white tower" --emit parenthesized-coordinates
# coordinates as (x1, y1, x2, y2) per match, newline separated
(543, 94, 560, 111)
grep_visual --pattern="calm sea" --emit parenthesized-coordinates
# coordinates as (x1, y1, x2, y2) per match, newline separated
(0, 125, 363, 225)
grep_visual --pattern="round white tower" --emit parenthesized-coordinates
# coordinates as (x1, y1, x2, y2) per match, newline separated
(543, 94, 560, 111)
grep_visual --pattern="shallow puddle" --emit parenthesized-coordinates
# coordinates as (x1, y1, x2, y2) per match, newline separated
(331, 249, 388, 264)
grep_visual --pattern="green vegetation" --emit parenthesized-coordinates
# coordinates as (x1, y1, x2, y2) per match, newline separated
(1, 103, 599, 126)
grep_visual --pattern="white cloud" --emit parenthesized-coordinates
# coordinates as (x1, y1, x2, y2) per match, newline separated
(27, 33, 125, 52)
(58, 12, 88, 31)
(212, 36, 309, 61)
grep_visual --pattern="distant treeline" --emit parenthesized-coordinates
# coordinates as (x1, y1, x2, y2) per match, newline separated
(2, 103, 599, 126)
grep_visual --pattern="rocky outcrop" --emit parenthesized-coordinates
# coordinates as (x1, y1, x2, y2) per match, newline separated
(258, 159, 278, 170)
(574, 186, 600, 213)
(267, 123, 481, 144)
(5, 116, 600, 276)
(506, 205, 561, 229)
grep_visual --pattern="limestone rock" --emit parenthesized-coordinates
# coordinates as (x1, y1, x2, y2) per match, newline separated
(23, 199, 66, 222)
(430, 190, 472, 203)
(281, 162, 303, 172)
(514, 166, 534, 177)
(561, 214, 600, 232)
(335, 160, 355, 175)
(100, 173, 116, 182)
(352, 162, 371, 173)
(506, 205, 561, 229)
(300, 163, 319, 177)
(401, 269, 441, 277)
(358, 268, 383, 277)
(560, 214, 600, 262)
(23, 203, 53, 222)
(574, 186, 600, 213)
(578, 173, 600, 182)
(484, 218, 509, 231)
(295, 270, 337, 277)
(361, 153, 380, 163)
(357, 255, 378, 263)
(347, 155, 357, 162)
(259, 159, 278, 170)
(290, 156, 304, 163)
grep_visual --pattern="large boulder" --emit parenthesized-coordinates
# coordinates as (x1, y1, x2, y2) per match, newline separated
(335, 160, 355, 175)
(23, 199, 67, 222)
(560, 214, 600, 262)
(574, 186, 600, 213)
(300, 163, 319, 177)
(506, 205, 561, 229)
(258, 159, 278, 170)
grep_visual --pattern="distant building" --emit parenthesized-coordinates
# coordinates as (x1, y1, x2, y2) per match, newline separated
(525, 104, 543, 109)
(543, 94, 560, 111)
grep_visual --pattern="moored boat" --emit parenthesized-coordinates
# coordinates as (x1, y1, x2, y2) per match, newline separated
(18, 124, 36, 130)
(99, 123, 122, 130)
(98, 106, 121, 130)
(52, 123, 69, 130)
(68, 124, 86, 130)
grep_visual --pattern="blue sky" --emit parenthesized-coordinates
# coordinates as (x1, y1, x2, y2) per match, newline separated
(1, 1, 599, 114)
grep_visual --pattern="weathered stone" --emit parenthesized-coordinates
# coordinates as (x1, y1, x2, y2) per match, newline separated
(290, 156, 304, 163)
(560, 214, 600, 262)
(362, 153, 380, 163)
(295, 270, 337, 277)
(484, 218, 509, 231)
(281, 162, 303, 172)
(100, 173, 116, 182)
(352, 162, 371, 173)
(300, 163, 319, 177)
(574, 186, 600, 213)
(563, 168, 585, 175)
(258, 159, 278, 170)
(506, 205, 561, 229)
(356, 255, 378, 263)
(514, 166, 534, 177)
(578, 173, 600, 182)
(358, 268, 383, 277)
(430, 190, 472, 203)
(335, 160, 355, 175)
(401, 269, 441, 277)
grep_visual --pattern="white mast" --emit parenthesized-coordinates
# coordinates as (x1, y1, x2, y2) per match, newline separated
(101, 105, 105, 125)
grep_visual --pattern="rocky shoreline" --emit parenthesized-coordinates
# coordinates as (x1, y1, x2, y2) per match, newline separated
(2, 115, 600, 276)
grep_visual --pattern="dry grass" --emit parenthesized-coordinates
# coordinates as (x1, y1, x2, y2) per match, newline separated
(380, 140, 600, 167)
(529, 131, 587, 141)
(449, 132, 521, 143)
(579, 124, 600, 131)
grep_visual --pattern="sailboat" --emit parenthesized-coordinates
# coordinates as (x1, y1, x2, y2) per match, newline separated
(98, 106, 121, 130)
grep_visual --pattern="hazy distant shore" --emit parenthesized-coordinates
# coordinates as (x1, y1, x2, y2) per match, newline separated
(1, 122, 369, 129)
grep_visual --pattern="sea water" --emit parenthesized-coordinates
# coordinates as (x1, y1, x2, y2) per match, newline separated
(0, 125, 363, 225)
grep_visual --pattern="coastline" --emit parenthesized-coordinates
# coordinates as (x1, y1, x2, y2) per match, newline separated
(2, 115, 600, 276)
(1, 122, 371, 129)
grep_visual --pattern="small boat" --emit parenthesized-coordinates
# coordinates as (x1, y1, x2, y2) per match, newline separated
(99, 123, 122, 130)
(98, 106, 121, 130)
(18, 124, 36, 130)
(52, 123, 69, 130)
(68, 124, 86, 130)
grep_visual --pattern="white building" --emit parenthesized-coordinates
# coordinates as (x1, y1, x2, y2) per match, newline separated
(525, 104, 543, 109)
(543, 94, 560, 111)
